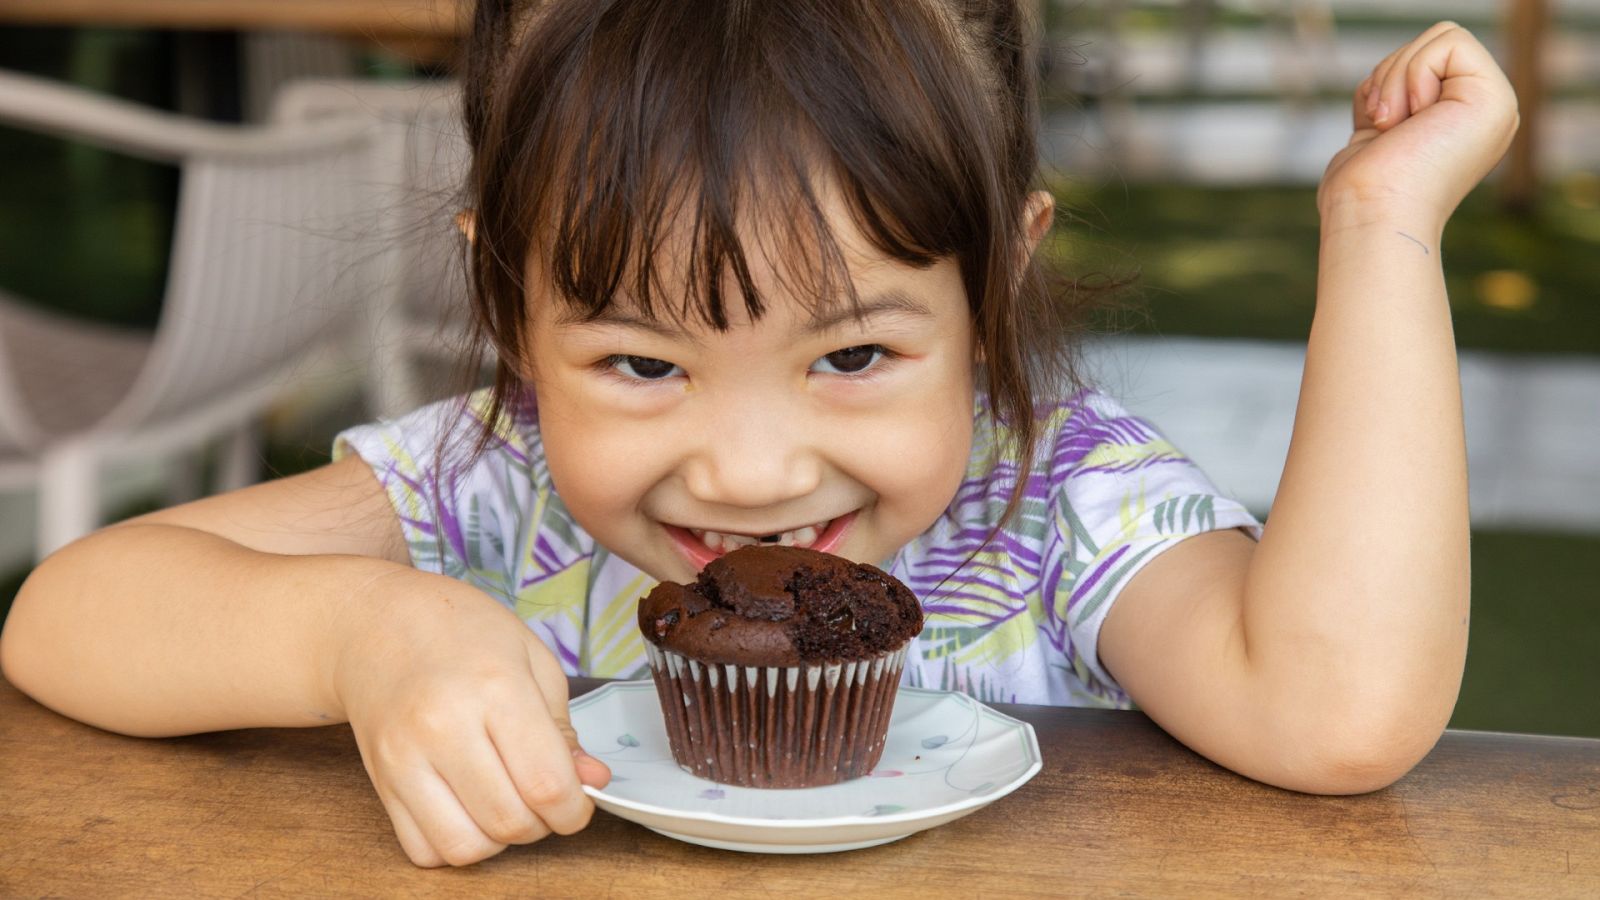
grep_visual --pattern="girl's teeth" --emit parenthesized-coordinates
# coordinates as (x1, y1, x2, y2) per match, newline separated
(694, 522, 827, 553)
(778, 525, 820, 547)
(698, 531, 758, 553)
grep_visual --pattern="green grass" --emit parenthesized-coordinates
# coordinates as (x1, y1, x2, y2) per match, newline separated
(1047, 176, 1600, 354)
(1452, 531, 1600, 738)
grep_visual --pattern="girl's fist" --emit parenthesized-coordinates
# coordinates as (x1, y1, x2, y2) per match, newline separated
(1320, 22, 1520, 226)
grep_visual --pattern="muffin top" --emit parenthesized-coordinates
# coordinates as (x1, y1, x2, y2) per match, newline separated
(637, 546, 924, 666)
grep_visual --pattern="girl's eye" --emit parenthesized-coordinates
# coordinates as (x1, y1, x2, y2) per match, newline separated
(608, 355, 682, 381)
(810, 345, 887, 375)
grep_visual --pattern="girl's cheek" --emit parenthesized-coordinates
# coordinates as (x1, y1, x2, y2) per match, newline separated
(545, 421, 676, 526)
(537, 385, 667, 498)
(840, 396, 971, 495)
(604, 390, 686, 420)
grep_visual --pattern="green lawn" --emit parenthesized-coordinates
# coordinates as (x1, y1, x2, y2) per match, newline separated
(1453, 530, 1600, 738)
(1047, 176, 1600, 355)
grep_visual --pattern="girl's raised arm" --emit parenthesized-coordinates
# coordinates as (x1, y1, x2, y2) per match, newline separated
(1096, 22, 1519, 794)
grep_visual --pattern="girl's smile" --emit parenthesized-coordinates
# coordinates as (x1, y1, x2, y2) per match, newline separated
(665, 510, 858, 571)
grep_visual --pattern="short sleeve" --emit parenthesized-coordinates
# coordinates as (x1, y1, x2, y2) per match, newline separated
(1047, 392, 1262, 700)
(332, 391, 583, 610)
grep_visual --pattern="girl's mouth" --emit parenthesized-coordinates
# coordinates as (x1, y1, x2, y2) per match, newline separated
(666, 511, 857, 569)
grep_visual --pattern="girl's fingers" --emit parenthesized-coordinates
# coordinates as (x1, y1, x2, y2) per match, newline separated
(486, 695, 598, 836)
(574, 747, 614, 788)
(393, 765, 509, 867)
(352, 732, 449, 867)
(433, 725, 556, 846)
(1414, 26, 1507, 104)
(1362, 48, 1402, 122)
(1353, 75, 1378, 131)
(1373, 23, 1449, 125)
(1369, 21, 1463, 128)
(375, 785, 448, 868)
(1401, 31, 1456, 117)
(521, 642, 612, 789)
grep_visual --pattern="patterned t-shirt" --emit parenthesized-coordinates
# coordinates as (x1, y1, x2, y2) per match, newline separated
(335, 388, 1261, 708)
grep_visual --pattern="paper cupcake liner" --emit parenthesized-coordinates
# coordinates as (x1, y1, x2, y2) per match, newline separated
(644, 643, 909, 788)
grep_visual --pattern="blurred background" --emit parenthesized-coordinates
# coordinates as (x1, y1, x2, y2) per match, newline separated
(0, 1, 1595, 735)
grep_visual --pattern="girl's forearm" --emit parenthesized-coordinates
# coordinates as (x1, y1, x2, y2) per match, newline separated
(1, 524, 421, 736)
(1244, 204, 1470, 743)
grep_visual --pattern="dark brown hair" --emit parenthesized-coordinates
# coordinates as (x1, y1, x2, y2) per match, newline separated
(459, 0, 1115, 529)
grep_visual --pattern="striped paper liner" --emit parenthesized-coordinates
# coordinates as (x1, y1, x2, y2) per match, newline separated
(644, 643, 909, 788)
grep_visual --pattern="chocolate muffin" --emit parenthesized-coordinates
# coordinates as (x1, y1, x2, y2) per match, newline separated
(638, 545, 923, 788)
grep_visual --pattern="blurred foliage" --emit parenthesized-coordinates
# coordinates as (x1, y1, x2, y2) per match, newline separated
(0, 28, 178, 327)
(0, 27, 426, 328)
(1047, 176, 1600, 355)
(1452, 530, 1600, 738)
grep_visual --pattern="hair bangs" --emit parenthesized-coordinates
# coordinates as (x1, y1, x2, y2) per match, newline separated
(489, 0, 995, 334)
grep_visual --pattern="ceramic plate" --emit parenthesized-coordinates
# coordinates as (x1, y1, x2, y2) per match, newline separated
(572, 680, 1042, 853)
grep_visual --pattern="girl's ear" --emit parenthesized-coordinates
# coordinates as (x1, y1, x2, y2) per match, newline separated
(455, 209, 478, 243)
(1020, 190, 1055, 260)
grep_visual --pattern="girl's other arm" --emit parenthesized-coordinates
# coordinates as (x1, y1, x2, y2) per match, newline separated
(1, 455, 609, 866)
(0, 455, 415, 734)
(1098, 23, 1519, 794)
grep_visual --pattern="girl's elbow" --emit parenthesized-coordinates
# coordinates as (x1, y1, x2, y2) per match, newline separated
(1282, 717, 1446, 795)
(1, 551, 91, 699)
(1254, 656, 1462, 795)
(1, 568, 53, 695)
(0, 618, 22, 687)
(1293, 746, 1427, 795)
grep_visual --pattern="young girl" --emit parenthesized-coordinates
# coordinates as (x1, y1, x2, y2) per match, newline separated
(2, 0, 1517, 869)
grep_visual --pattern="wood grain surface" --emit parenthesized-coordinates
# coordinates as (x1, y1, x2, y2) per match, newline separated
(0, 1, 466, 36)
(2, 676, 1596, 898)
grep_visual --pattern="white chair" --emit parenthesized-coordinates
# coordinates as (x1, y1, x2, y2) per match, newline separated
(0, 69, 377, 560)
(272, 79, 476, 419)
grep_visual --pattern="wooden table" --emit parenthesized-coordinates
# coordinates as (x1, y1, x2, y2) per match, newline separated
(2, 676, 1596, 897)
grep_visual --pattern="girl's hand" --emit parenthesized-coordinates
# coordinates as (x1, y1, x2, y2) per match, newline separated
(332, 575, 611, 867)
(1320, 22, 1520, 227)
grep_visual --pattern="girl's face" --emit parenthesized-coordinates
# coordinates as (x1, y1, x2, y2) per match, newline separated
(526, 204, 976, 584)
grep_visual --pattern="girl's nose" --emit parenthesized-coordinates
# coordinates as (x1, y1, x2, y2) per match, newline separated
(681, 420, 823, 510)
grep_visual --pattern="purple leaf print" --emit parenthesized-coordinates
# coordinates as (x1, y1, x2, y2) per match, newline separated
(698, 788, 726, 800)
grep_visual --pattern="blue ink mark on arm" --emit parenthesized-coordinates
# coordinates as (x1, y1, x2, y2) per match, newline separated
(1397, 231, 1430, 255)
